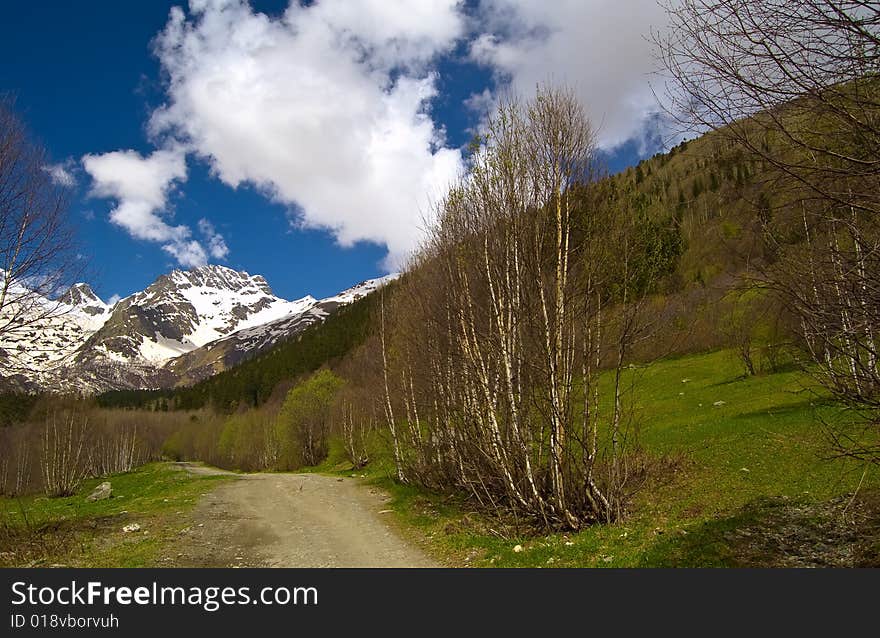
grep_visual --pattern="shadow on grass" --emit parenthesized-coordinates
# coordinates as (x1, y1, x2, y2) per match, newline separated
(729, 397, 837, 423)
(642, 492, 880, 567)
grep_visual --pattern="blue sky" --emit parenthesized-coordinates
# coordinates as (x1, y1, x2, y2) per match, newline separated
(0, 1, 666, 302)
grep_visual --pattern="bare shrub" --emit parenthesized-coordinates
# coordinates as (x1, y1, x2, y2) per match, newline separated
(40, 412, 90, 497)
(658, 0, 880, 459)
(377, 86, 678, 529)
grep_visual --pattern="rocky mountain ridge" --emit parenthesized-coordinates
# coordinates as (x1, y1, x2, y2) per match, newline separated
(0, 265, 396, 393)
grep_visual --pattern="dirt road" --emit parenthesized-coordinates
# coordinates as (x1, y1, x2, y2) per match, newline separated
(170, 464, 438, 568)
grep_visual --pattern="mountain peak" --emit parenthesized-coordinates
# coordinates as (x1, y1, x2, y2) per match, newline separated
(4, 266, 394, 393)
(162, 264, 273, 296)
(59, 283, 107, 315)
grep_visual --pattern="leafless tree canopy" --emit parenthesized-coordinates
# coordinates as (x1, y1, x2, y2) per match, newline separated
(375, 86, 672, 529)
(0, 97, 80, 368)
(658, 1, 880, 460)
(658, 0, 880, 209)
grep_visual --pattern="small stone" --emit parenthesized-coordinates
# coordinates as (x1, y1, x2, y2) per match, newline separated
(122, 523, 141, 533)
(513, 544, 523, 553)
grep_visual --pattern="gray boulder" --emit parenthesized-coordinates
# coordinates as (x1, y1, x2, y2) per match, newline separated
(86, 481, 112, 502)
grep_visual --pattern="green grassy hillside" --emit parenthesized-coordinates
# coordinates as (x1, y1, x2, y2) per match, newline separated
(312, 349, 878, 567)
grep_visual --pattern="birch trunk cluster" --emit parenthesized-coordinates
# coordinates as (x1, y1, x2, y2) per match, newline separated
(379, 87, 661, 528)
(775, 199, 880, 421)
(40, 412, 90, 497)
(0, 407, 160, 496)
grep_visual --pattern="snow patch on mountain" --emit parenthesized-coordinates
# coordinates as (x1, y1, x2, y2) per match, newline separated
(0, 281, 112, 387)
(0, 265, 398, 393)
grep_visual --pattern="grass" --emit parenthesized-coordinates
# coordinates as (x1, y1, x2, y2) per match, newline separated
(6, 348, 874, 568)
(314, 349, 880, 567)
(0, 463, 231, 567)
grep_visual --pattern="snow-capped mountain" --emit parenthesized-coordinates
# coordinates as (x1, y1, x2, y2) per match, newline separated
(166, 275, 396, 384)
(58, 283, 112, 321)
(0, 265, 396, 393)
(77, 265, 314, 364)
(0, 280, 113, 389)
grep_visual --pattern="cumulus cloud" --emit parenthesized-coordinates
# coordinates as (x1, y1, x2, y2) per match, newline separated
(163, 239, 208, 268)
(43, 161, 76, 187)
(147, 0, 465, 269)
(198, 218, 229, 260)
(82, 0, 673, 270)
(81, 147, 210, 267)
(470, 0, 671, 149)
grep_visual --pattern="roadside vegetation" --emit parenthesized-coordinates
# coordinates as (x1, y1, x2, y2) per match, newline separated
(313, 350, 879, 567)
(0, 463, 230, 567)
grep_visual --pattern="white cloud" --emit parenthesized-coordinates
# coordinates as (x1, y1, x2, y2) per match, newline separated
(107, 293, 122, 306)
(148, 0, 465, 269)
(163, 239, 208, 268)
(43, 161, 76, 187)
(81, 147, 214, 267)
(470, 0, 671, 149)
(81, 0, 673, 271)
(198, 218, 229, 260)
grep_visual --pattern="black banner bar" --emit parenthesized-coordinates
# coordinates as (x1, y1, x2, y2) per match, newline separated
(1, 568, 875, 635)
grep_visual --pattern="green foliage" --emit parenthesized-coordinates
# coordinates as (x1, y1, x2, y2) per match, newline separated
(0, 393, 38, 427)
(276, 369, 345, 469)
(607, 210, 684, 301)
(218, 411, 275, 472)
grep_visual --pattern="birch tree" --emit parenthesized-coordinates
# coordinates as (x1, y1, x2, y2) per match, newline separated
(0, 98, 80, 369)
(381, 86, 669, 528)
(658, 0, 880, 459)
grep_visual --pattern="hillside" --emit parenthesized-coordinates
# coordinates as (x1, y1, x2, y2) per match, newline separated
(330, 348, 878, 567)
(92, 126, 785, 412)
